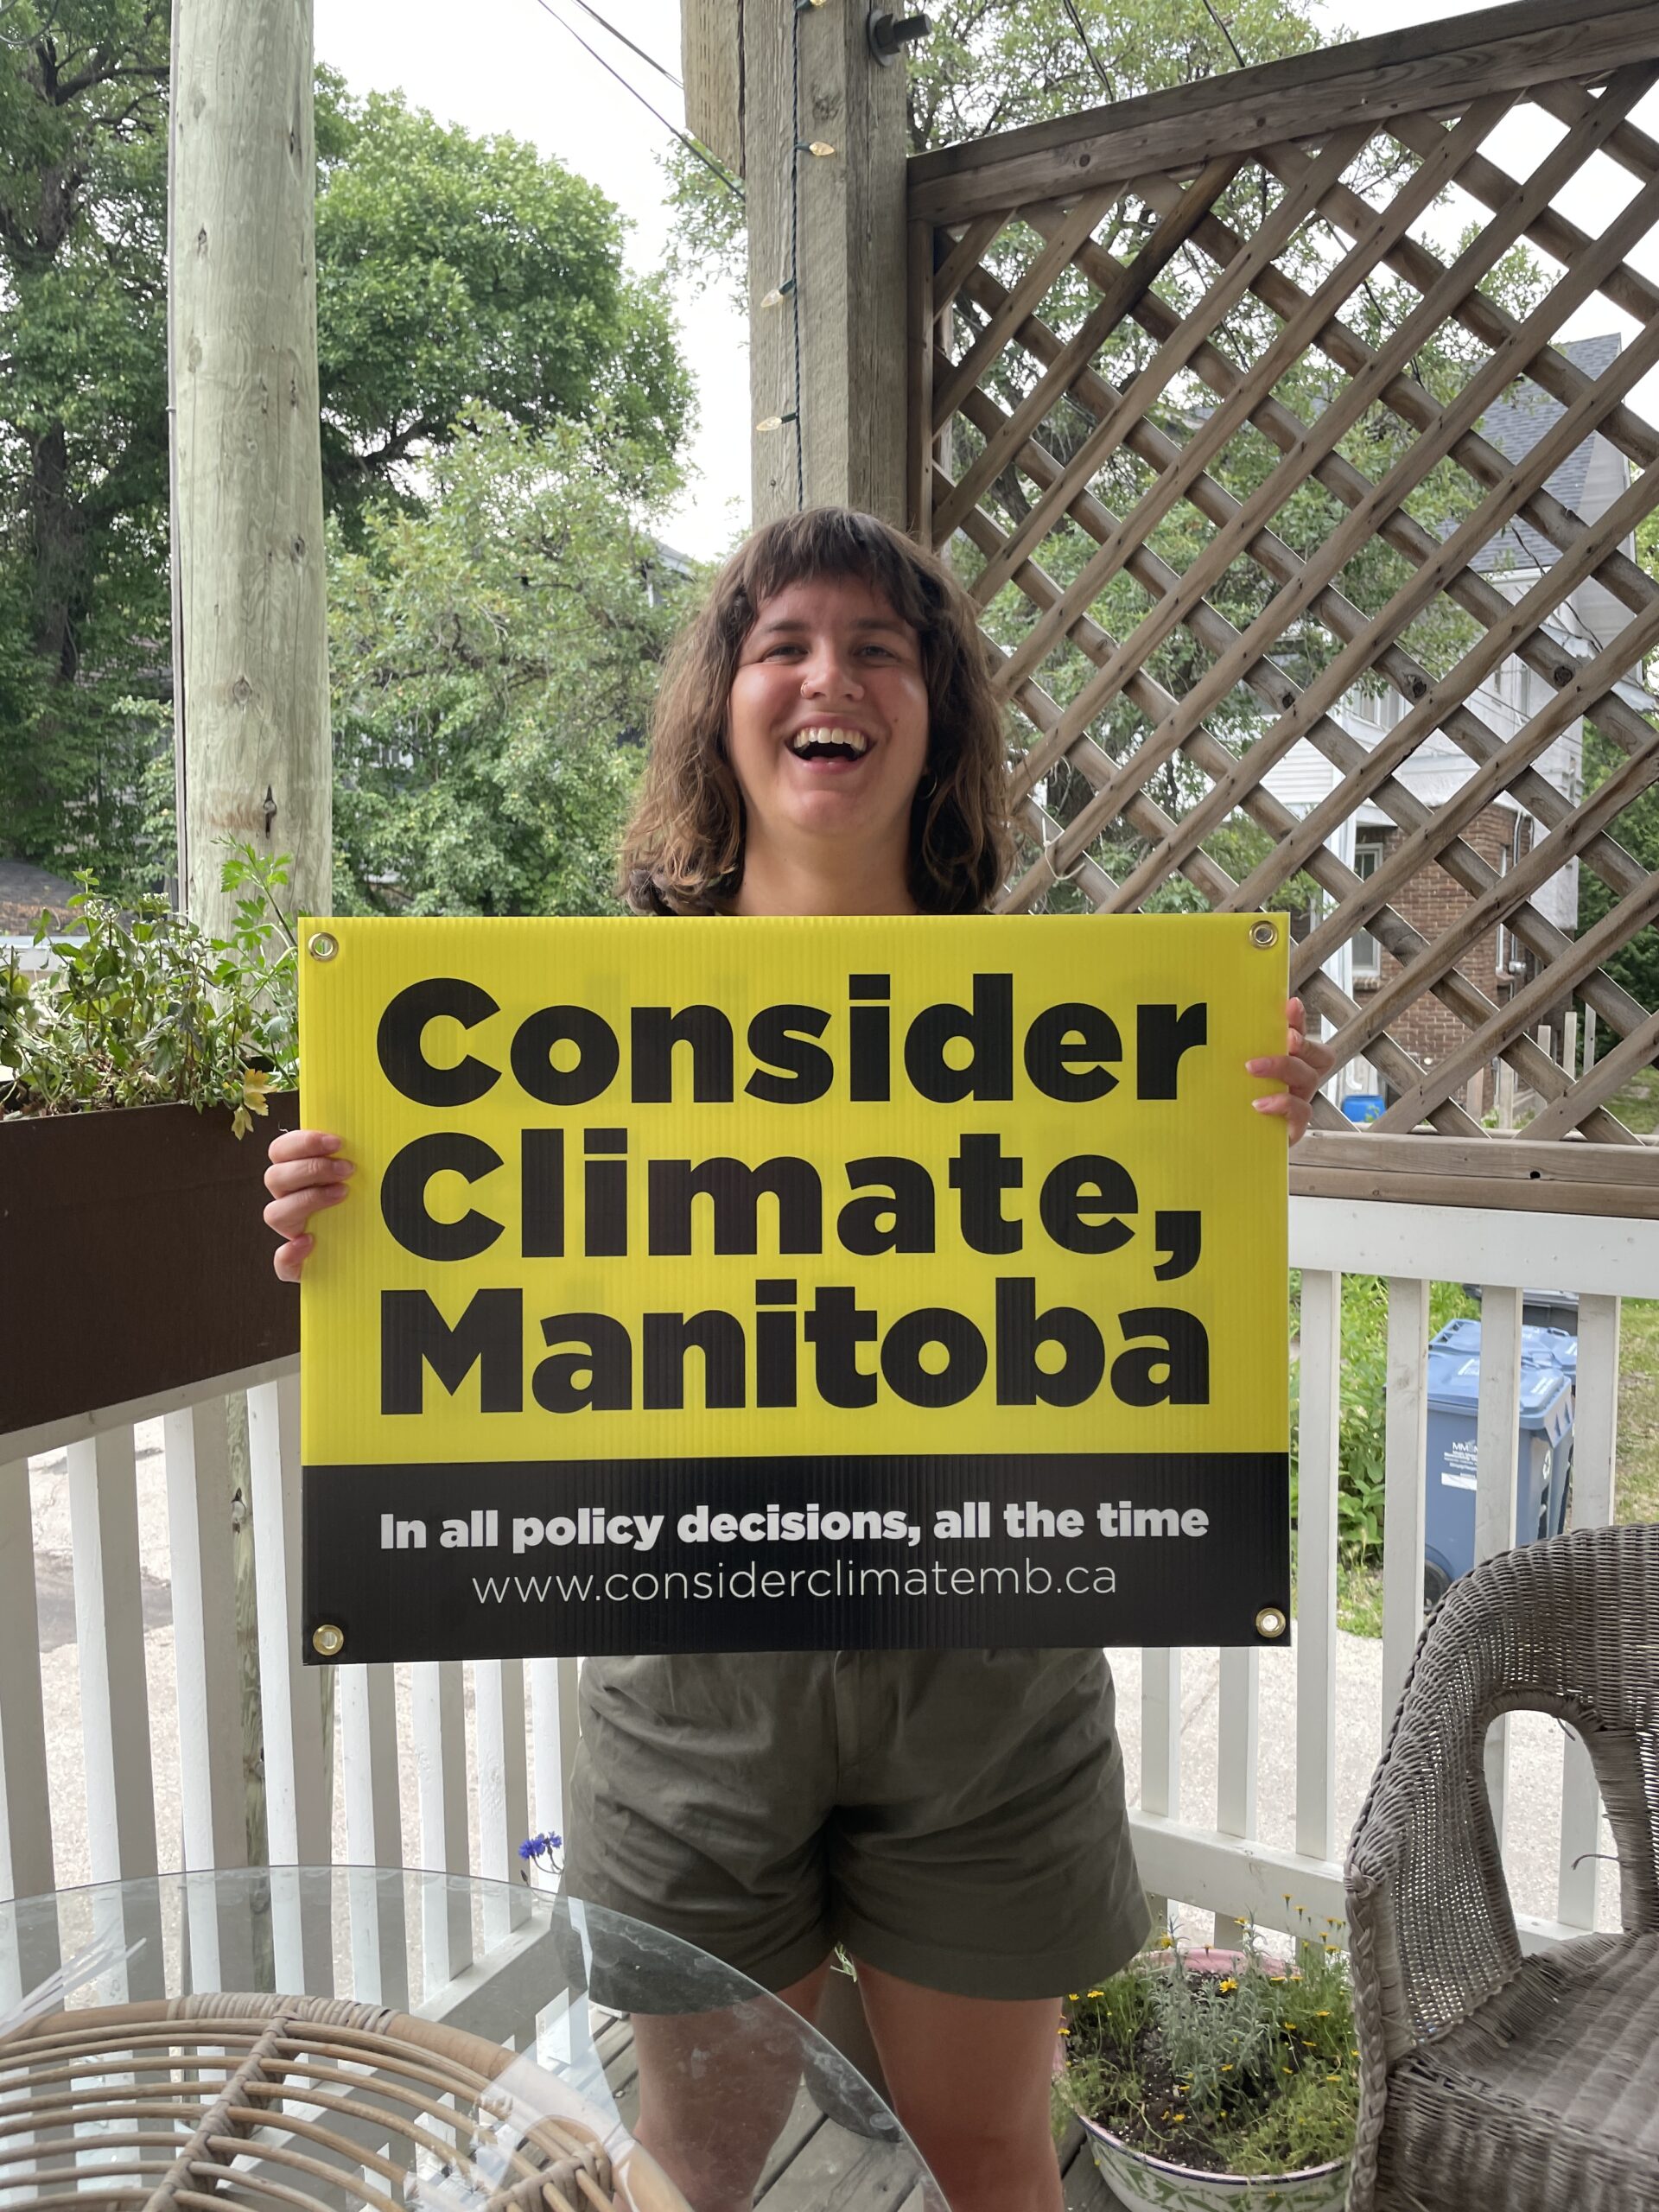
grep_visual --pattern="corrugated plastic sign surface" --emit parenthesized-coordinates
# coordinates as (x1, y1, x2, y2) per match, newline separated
(300, 913, 1289, 1660)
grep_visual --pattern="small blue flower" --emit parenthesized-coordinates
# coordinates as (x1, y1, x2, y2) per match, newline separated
(518, 1832, 563, 1863)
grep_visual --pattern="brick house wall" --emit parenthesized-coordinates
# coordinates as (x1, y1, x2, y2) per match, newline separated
(1351, 801, 1558, 1117)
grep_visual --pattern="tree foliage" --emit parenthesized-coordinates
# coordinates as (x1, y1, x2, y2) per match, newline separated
(314, 77, 690, 528)
(0, 7, 692, 893)
(327, 410, 685, 919)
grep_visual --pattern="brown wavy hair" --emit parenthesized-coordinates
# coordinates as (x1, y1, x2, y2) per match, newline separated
(618, 508, 1013, 914)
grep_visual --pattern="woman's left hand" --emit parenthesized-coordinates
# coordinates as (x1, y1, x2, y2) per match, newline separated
(1246, 996, 1336, 1147)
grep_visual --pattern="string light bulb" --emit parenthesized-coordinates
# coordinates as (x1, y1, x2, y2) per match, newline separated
(755, 412, 800, 435)
(800, 139, 837, 156)
(760, 277, 797, 309)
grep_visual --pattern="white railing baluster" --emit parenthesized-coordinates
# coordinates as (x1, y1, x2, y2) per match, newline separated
(339, 1663, 407, 2005)
(1214, 1647, 1260, 1947)
(476, 1660, 529, 1880)
(1295, 1270, 1341, 1866)
(529, 1657, 582, 1852)
(1474, 1282, 1523, 1848)
(67, 1428, 157, 1882)
(163, 1399, 246, 1871)
(1381, 1276, 1430, 1729)
(340, 1664, 402, 1865)
(1139, 1649, 1180, 1931)
(247, 1376, 328, 1862)
(247, 1374, 330, 1994)
(412, 1661, 471, 1988)
(1557, 1291, 1620, 1929)
(475, 1660, 530, 1948)
(0, 1458, 52, 1904)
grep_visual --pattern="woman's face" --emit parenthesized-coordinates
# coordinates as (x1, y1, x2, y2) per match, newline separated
(725, 573, 931, 879)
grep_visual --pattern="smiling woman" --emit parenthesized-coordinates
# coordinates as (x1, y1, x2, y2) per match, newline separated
(618, 507, 1013, 918)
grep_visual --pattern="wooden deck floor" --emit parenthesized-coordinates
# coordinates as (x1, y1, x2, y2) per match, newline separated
(591, 2017, 1122, 2212)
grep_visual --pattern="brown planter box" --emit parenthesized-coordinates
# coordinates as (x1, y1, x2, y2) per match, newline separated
(1, 1091, 301, 1439)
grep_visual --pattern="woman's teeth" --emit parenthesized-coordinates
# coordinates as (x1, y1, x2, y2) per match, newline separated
(786, 728, 871, 760)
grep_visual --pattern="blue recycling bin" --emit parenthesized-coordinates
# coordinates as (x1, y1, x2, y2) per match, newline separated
(1341, 1092, 1385, 1123)
(1423, 1319, 1576, 1605)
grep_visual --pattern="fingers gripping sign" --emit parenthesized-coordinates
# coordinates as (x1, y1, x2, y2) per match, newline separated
(1245, 995, 1336, 1147)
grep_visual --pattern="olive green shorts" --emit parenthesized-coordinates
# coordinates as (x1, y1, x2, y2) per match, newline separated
(562, 1648, 1148, 2004)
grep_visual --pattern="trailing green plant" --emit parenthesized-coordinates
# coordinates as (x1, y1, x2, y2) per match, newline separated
(0, 847, 297, 1136)
(1055, 1912, 1359, 2179)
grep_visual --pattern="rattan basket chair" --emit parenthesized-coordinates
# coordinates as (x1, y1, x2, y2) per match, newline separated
(0, 1990, 690, 2212)
(1344, 1521, 1659, 2212)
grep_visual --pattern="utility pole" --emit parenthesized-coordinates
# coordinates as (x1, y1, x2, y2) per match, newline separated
(683, 0, 912, 527)
(168, 0, 331, 939)
(168, 0, 333, 1878)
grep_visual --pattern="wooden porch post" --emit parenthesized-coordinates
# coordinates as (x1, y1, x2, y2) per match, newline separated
(687, 0, 910, 527)
(168, 0, 332, 938)
(168, 0, 334, 1874)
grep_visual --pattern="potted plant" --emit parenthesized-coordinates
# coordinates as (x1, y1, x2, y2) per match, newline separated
(1, 849, 302, 1437)
(1054, 1914, 1357, 2212)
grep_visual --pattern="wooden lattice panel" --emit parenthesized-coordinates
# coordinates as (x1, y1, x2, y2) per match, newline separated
(906, 1, 1659, 1147)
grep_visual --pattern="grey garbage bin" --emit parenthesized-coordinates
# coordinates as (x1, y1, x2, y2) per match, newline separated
(1460, 1283, 1581, 1334)
(1421, 1318, 1576, 1609)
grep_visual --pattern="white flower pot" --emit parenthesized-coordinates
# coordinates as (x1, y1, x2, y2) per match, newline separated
(1078, 2112, 1349, 2212)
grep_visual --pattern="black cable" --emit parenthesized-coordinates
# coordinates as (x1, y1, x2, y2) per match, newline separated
(530, 0, 743, 201)
(564, 0, 683, 88)
(1058, 0, 1115, 99)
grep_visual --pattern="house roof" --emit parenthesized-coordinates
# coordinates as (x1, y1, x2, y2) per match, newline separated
(1470, 334, 1624, 575)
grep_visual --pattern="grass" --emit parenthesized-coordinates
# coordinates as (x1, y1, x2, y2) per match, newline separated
(1607, 1070, 1659, 1135)
(1616, 1298, 1659, 1526)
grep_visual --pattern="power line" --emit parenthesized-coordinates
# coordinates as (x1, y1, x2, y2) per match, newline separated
(1058, 0, 1116, 100)
(529, 0, 744, 201)
(563, 0, 683, 91)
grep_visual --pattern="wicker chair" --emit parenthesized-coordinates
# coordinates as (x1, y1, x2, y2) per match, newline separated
(1344, 1522, 1659, 2212)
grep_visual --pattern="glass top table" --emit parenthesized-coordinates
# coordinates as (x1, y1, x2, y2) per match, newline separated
(0, 1868, 939, 2212)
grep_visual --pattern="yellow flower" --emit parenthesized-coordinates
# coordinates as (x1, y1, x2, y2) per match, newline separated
(1173, 2114, 1185, 2124)
(1087, 1989, 1103, 1998)
(1058, 2023, 1071, 2035)
(1221, 2065, 1234, 2074)
(1067, 1993, 1079, 2001)
(1219, 1978, 1237, 1993)
(1314, 2011, 1331, 2018)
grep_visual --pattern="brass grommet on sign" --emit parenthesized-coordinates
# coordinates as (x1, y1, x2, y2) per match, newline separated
(311, 1623, 346, 1656)
(1255, 1605, 1287, 1640)
(308, 931, 340, 963)
(1249, 919, 1279, 949)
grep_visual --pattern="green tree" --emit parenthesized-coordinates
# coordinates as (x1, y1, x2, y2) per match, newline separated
(327, 410, 685, 918)
(0, 9, 693, 888)
(314, 78, 690, 529)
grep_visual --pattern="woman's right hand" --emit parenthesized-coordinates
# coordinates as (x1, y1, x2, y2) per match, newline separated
(264, 1128, 355, 1281)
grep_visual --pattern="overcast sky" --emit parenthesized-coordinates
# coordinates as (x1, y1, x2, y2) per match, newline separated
(311, 0, 1659, 561)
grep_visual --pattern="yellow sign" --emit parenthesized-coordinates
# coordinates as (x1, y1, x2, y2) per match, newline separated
(300, 914, 1288, 1659)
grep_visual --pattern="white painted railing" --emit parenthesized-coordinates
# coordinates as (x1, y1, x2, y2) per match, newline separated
(3, 1196, 1654, 1951)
